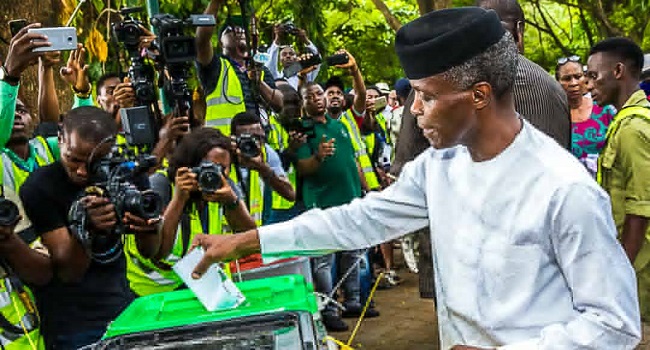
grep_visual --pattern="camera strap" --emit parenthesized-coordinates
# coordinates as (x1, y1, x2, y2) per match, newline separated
(0, 259, 39, 336)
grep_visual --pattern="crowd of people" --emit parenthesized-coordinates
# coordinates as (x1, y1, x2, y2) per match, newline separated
(0, 0, 649, 349)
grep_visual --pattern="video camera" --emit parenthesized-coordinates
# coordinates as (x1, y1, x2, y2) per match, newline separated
(150, 13, 215, 121)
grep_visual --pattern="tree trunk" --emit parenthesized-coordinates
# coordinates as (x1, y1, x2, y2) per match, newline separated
(369, 0, 402, 31)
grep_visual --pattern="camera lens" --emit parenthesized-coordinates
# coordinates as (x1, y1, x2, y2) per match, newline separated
(0, 198, 20, 227)
(198, 170, 222, 193)
(67, 36, 73, 42)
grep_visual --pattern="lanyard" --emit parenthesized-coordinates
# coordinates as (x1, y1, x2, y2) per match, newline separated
(2, 147, 38, 173)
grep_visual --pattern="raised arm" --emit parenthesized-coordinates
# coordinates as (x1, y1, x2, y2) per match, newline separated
(38, 51, 62, 122)
(196, 0, 224, 67)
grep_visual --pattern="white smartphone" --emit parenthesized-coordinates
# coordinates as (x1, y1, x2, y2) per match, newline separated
(28, 27, 77, 52)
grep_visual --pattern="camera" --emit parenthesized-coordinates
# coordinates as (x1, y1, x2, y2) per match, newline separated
(326, 53, 349, 66)
(113, 7, 146, 55)
(192, 161, 224, 193)
(84, 147, 163, 235)
(150, 13, 215, 120)
(280, 22, 298, 35)
(0, 198, 20, 227)
(236, 134, 261, 158)
(283, 118, 315, 138)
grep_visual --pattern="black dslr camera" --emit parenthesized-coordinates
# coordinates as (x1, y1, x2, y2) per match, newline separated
(192, 161, 224, 193)
(0, 198, 20, 227)
(73, 147, 163, 237)
(236, 134, 261, 158)
(113, 7, 157, 106)
(284, 118, 316, 138)
(280, 21, 298, 35)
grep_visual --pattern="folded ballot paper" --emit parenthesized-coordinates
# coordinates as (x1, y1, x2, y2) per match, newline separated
(173, 247, 246, 312)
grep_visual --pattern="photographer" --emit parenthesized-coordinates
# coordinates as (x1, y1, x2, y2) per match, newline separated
(19, 107, 161, 349)
(231, 112, 295, 226)
(267, 84, 307, 223)
(196, 0, 283, 134)
(265, 24, 321, 90)
(0, 185, 49, 349)
(126, 127, 254, 297)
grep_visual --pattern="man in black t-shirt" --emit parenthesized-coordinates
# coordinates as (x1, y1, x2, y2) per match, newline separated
(19, 107, 162, 350)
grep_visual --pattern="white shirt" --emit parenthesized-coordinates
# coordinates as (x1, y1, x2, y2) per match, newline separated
(266, 41, 321, 90)
(259, 120, 641, 349)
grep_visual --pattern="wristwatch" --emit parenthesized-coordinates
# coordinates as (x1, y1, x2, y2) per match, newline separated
(0, 66, 20, 86)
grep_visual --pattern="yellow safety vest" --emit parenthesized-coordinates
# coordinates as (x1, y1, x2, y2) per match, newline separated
(333, 111, 380, 190)
(0, 277, 44, 350)
(125, 172, 232, 297)
(204, 58, 264, 136)
(268, 115, 296, 210)
(1, 137, 55, 193)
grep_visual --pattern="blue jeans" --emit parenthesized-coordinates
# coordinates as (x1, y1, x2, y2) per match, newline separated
(311, 254, 337, 316)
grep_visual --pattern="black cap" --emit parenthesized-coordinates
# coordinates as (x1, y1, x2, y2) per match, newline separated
(395, 7, 505, 79)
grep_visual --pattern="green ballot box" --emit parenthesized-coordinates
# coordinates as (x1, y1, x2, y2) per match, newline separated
(90, 274, 329, 350)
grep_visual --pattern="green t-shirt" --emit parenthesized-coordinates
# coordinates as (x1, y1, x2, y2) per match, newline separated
(297, 116, 362, 209)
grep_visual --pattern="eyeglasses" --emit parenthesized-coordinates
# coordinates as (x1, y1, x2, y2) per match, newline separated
(557, 55, 581, 65)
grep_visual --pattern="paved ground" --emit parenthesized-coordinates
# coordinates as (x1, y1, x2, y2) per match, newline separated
(328, 258, 440, 349)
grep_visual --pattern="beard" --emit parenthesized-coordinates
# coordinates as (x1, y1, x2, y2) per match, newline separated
(327, 105, 342, 116)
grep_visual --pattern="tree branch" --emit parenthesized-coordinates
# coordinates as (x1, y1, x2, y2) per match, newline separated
(369, 0, 402, 32)
(578, 6, 595, 48)
(530, 0, 573, 56)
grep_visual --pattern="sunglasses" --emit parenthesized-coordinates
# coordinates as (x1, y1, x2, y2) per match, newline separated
(557, 55, 581, 65)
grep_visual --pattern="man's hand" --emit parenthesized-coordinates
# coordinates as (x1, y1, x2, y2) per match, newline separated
(123, 212, 161, 234)
(201, 173, 238, 205)
(138, 26, 157, 51)
(174, 167, 199, 200)
(4, 23, 51, 78)
(40, 51, 61, 68)
(247, 66, 262, 85)
(60, 44, 90, 93)
(191, 231, 261, 279)
(296, 28, 309, 43)
(83, 196, 117, 233)
(288, 131, 307, 152)
(332, 49, 358, 72)
(317, 135, 336, 160)
(297, 53, 318, 80)
(159, 115, 190, 144)
(114, 78, 136, 108)
(273, 24, 286, 44)
(0, 219, 21, 242)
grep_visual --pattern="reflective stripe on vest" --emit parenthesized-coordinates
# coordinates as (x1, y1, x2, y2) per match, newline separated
(596, 106, 650, 185)
(249, 148, 265, 225)
(337, 112, 380, 190)
(204, 58, 264, 136)
(1, 137, 55, 193)
(125, 174, 231, 297)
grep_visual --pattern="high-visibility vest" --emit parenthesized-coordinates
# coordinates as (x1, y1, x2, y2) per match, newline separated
(0, 277, 44, 350)
(331, 111, 380, 190)
(267, 115, 296, 210)
(204, 58, 265, 135)
(1, 137, 56, 193)
(0, 177, 44, 349)
(125, 172, 232, 297)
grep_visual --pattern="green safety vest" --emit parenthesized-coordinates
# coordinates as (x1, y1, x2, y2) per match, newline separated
(268, 115, 297, 210)
(332, 111, 380, 190)
(0, 277, 44, 350)
(0, 164, 45, 349)
(1, 137, 56, 193)
(204, 58, 264, 136)
(125, 172, 232, 297)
